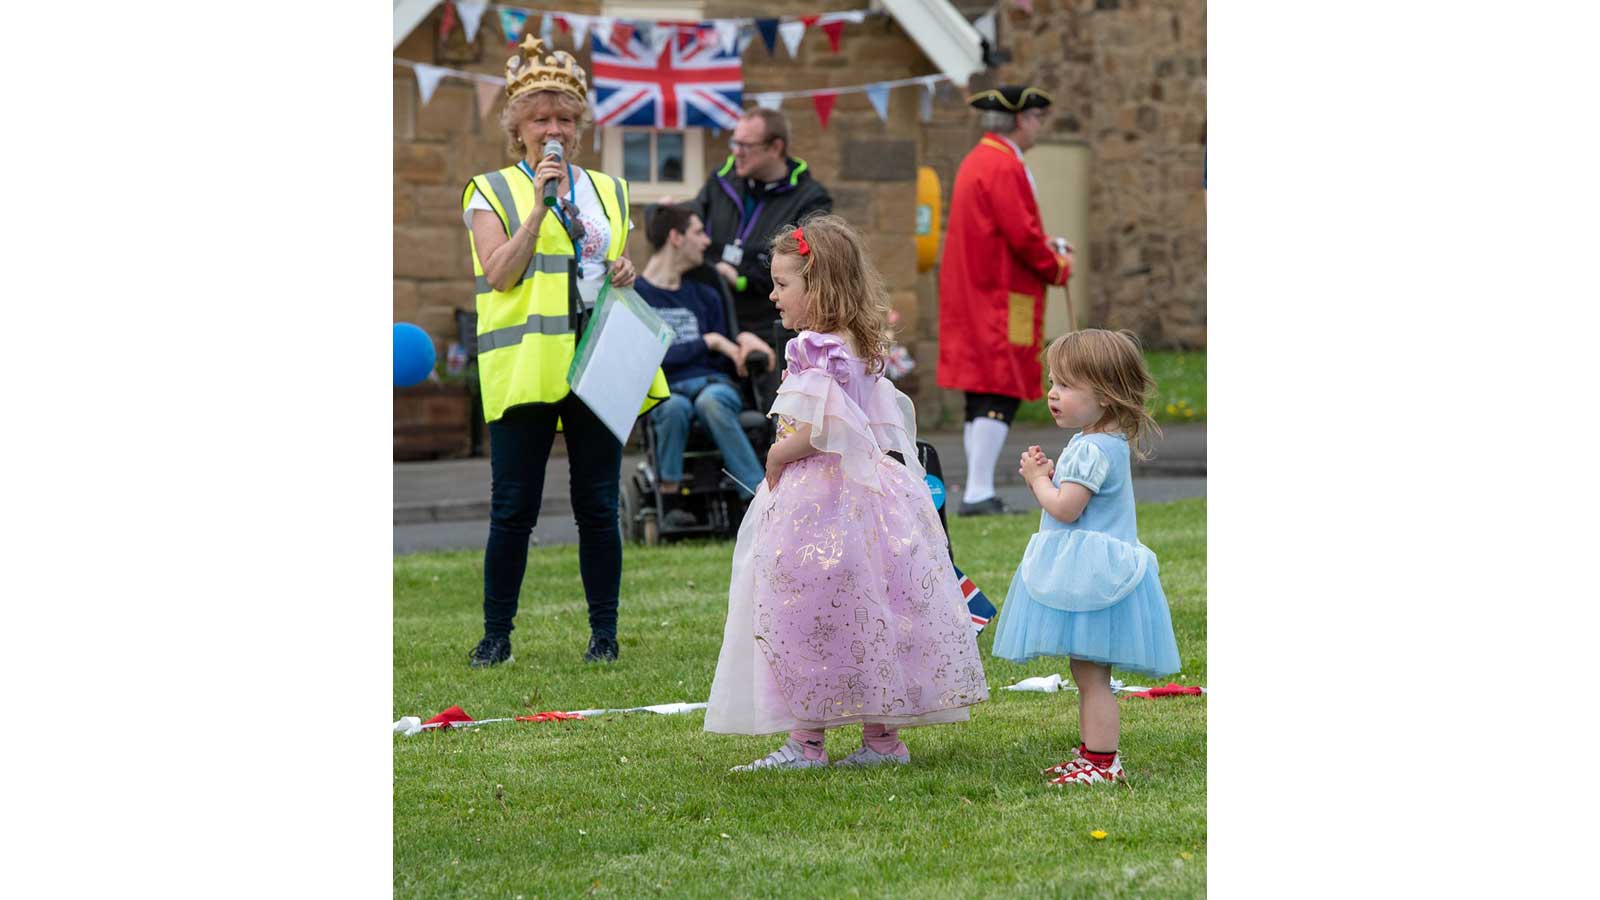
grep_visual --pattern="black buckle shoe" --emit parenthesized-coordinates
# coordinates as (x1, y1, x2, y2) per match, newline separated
(469, 635, 512, 668)
(957, 496, 1009, 517)
(583, 635, 619, 663)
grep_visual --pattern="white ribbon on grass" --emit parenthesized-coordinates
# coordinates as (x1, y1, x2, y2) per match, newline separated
(393, 701, 709, 736)
(1000, 674, 1207, 694)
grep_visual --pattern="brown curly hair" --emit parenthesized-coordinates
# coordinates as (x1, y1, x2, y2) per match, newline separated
(768, 213, 892, 375)
(1045, 329, 1164, 460)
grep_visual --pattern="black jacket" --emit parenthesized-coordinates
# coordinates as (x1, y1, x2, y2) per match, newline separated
(692, 155, 832, 335)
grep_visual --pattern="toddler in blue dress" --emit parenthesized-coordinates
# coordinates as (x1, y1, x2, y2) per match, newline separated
(989, 329, 1182, 786)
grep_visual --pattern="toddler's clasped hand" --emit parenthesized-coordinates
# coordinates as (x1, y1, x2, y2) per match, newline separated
(1019, 445, 1054, 482)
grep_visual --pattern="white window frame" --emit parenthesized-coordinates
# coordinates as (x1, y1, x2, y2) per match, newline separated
(598, 1, 709, 202)
(602, 127, 705, 203)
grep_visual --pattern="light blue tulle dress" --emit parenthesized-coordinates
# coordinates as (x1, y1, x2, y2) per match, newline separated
(989, 432, 1182, 677)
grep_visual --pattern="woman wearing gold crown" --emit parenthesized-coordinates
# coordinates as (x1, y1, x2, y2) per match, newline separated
(461, 37, 667, 668)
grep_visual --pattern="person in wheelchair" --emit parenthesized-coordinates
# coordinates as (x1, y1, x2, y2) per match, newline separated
(635, 203, 770, 527)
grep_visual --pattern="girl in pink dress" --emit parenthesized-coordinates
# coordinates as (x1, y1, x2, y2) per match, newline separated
(705, 214, 989, 769)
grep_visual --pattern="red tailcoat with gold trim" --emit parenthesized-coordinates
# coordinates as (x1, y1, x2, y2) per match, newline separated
(937, 134, 1071, 401)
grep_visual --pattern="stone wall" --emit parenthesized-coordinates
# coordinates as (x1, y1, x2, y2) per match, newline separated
(393, 0, 1205, 429)
(989, 0, 1207, 348)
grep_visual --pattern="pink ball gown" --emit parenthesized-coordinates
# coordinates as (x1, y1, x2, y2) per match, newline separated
(705, 331, 989, 735)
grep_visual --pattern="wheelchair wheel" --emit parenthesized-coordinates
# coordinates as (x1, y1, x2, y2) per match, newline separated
(618, 473, 644, 544)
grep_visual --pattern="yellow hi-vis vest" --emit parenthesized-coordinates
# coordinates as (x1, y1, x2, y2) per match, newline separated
(463, 164, 670, 424)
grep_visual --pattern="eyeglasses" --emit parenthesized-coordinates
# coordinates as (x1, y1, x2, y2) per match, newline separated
(729, 138, 775, 153)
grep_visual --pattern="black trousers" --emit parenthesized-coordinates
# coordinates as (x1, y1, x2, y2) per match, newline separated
(482, 394, 623, 640)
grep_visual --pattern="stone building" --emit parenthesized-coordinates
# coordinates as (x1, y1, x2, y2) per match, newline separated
(394, 0, 1205, 432)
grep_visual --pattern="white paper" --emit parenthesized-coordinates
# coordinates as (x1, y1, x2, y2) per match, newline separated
(1003, 673, 1063, 692)
(569, 291, 672, 443)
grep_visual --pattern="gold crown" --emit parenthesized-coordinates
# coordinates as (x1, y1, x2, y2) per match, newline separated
(505, 35, 588, 103)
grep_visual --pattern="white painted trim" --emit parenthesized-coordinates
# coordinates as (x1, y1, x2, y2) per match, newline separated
(600, 127, 706, 204)
(878, 0, 985, 88)
(394, 0, 441, 49)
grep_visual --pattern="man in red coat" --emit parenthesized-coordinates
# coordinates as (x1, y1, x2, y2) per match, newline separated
(937, 85, 1074, 516)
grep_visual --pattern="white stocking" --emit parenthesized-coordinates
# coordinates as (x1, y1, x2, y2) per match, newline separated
(962, 416, 1009, 503)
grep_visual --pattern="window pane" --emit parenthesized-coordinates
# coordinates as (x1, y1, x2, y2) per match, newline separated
(657, 131, 684, 183)
(622, 132, 651, 182)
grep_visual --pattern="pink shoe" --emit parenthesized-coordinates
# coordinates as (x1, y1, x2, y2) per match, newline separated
(1048, 753, 1125, 786)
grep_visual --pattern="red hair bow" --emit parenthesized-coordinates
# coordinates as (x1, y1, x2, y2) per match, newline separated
(793, 227, 811, 256)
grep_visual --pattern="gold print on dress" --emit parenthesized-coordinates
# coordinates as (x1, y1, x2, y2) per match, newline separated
(802, 615, 839, 660)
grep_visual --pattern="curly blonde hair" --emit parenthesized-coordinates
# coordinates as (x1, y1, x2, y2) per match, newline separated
(500, 90, 590, 159)
(1045, 329, 1164, 460)
(768, 213, 892, 375)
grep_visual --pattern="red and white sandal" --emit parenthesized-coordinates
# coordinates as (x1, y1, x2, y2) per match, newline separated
(1047, 753, 1125, 786)
(1042, 745, 1085, 777)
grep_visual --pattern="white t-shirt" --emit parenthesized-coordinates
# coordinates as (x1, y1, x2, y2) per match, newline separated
(464, 167, 632, 291)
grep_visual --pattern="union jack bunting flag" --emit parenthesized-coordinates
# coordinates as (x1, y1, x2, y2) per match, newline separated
(953, 565, 997, 635)
(589, 26, 744, 129)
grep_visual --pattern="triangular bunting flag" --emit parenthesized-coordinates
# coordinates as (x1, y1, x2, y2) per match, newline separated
(866, 83, 890, 122)
(920, 79, 936, 123)
(753, 93, 782, 111)
(590, 17, 613, 48)
(646, 22, 673, 57)
(821, 20, 845, 53)
(497, 7, 527, 46)
(475, 79, 501, 122)
(455, 0, 488, 43)
(570, 14, 590, 50)
(612, 20, 635, 49)
(438, 2, 457, 39)
(975, 11, 997, 45)
(812, 92, 837, 129)
(715, 19, 741, 54)
(414, 63, 449, 106)
(1012, 0, 1036, 12)
(554, 13, 570, 33)
(800, 15, 821, 28)
(540, 12, 554, 43)
(755, 19, 779, 55)
(778, 20, 806, 58)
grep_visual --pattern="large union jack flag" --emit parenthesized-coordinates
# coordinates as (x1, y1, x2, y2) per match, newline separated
(589, 27, 744, 129)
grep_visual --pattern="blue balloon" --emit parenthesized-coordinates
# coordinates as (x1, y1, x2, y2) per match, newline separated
(393, 323, 436, 388)
(925, 473, 946, 511)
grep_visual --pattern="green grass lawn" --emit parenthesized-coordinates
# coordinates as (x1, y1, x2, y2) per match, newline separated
(1013, 351, 1206, 427)
(395, 498, 1206, 898)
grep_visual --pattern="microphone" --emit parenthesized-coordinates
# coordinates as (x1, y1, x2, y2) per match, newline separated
(541, 139, 564, 207)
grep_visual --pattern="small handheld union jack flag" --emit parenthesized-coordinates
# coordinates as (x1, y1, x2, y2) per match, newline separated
(953, 565, 996, 634)
(590, 26, 744, 129)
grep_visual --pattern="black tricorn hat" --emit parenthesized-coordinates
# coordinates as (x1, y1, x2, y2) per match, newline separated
(966, 85, 1053, 112)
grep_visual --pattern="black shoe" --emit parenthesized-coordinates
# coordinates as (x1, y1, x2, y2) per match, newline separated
(469, 635, 512, 668)
(584, 635, 619, 663)
(957, 496, 1009, 517)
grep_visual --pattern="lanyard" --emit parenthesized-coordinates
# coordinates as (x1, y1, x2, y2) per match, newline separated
(736, 195, 766, 245)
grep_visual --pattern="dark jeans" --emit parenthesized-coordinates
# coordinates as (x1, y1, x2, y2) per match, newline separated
(483, 393, 623, 641)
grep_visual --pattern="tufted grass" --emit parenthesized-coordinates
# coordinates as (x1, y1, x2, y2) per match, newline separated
(394, 498, 1205, 898)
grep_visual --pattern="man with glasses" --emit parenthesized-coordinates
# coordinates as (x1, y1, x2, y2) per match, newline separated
(937, 85, 1075, 517)
(691, 108, 833, 380)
